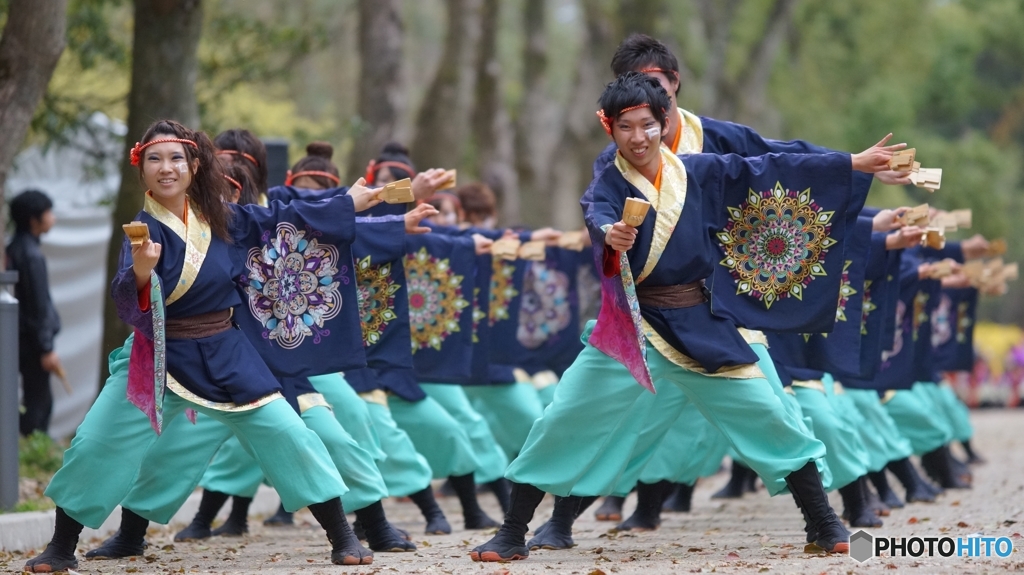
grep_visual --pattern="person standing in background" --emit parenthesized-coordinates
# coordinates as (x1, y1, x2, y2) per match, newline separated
(5, 189, 62, 436)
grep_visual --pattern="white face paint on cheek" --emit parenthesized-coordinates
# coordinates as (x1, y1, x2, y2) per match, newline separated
(175, 163, 188, 173)
(645, 127, 660, 141)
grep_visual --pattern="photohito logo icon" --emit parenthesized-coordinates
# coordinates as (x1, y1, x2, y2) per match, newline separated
(850, 530, 874, 563)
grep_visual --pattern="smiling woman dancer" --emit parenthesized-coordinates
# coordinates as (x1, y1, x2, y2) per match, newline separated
(24, 120, 383, 572)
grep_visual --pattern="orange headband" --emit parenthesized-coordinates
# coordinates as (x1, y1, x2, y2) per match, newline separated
(640, 67, 679, 80)
(596, 104, 651, 135)
(216, 149, 260, 167)
(130, 138, 198, 166)
(285, 170, 341, 186)
(224, 175, 242, 191)
(365, 160, 415, 185)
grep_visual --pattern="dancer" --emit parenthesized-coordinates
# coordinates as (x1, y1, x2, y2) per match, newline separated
(470, 72, 897, 562)
(24, 120, 382, 571)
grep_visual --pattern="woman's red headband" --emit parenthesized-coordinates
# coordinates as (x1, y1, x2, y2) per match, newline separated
(365, 160, 415, 185)
(596, 104, 651, 135)
(130, 138, 198, 166)
(285, 170, 341, 186)
(216, 149, 260, 167)
(224, 175, 242, 191)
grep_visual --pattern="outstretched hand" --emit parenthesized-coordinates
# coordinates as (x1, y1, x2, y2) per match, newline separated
(885, 225, 924, 250)
(348, 177, 384, 212)
(852, 133, 907, 174)
(412, 168, 452, 201)
(872, 207, 909, 232)
(471, 233, 494, 255)
(405, 203, 438, 234)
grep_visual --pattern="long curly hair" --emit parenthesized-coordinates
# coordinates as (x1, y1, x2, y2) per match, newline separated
(137, 120, 233, 241)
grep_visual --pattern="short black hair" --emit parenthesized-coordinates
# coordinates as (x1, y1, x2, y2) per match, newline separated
(610, 33, 680, 95)
(598, 72, 671, 129)
(9, 189, 53, 233)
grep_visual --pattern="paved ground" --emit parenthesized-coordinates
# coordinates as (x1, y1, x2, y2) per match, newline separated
(3, 409, 1024, 574)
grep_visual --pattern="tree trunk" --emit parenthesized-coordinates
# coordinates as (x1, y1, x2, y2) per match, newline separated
(0, 0, 68, 267)
(550, 0, 618, 231)
(470, 0, 518, 223)
(346, 0, 403, 180)
(410, 0, 481, 172)
(513, 0, 565, 228)
(100, 0, 203, 384)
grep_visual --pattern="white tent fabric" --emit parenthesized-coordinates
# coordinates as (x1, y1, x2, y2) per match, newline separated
(7, 113, 121, 438)
(39, 209, 112, 438)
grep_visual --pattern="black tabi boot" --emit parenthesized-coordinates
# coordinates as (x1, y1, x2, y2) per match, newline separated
(527, 495, 597, 550)
(947, 446, 973, 485)
(838, 476, 883, 528)
(408, 486, 452, 534)
(864, 478, 891, 518)
(594, 495, 626, 521)
(24, 507, 83, 573)
(449, 473, 501, 529)
(617, 480, 672, 531)
(470, 482, 546, 562)
(211, 495, 251, 537)
(532, 495, 597, 540)
(175, 489, 230, 541)
(662, 481, 695, 513)
(744, 468, 759, 493)
(886, 458, 936, 503)
(487, 478, 512, 515)
(921, 446, 971, 489)
(353, 501, 416, 552)
(961, 439, 985, 465)
(85, 508, 150, 558)
(308, 497, 373, 565)
(263, 503, 294, 526)
(786, 462, 850, 554)
(868, 469, 904, 509)
(712, 461, 754, 499)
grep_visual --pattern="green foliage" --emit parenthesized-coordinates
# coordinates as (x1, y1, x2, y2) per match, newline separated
(18, 431, 64, 481)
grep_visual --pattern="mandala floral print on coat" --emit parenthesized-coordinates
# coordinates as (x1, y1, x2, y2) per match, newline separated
(835, 260, 857, 323)
(244, 222, 346, 349)
(931, 293, 953, 348)
(860, 280, 876, 335)
(356, 255, 400, 347)
(517, 261, 572, 349)
(912, 291, 930, 342)
(489, 259, 519, 326)
(405, 247, 469, 351)
(717, 182, 836, 309)
(956, 300, 972, 343)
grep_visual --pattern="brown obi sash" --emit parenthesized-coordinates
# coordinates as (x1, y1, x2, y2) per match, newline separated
(635, 281, 707, 309)
(165, 309, 234, 339)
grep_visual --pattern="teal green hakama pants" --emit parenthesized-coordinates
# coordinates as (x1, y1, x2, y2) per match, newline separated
(844, 388, 914, 465)
(921, 383, 974, 443)
(46, 337, 346, 529)
(463, 382, 545, 460)
(197, 405, 388, 514)
(311, 373, 387, 462)
(361, 399, 435, 497)
(387, 394, 480, 480)
(883, 383, 954, 455)
(635, 342, 824, 490)
(505, 329, 826, 498)
(418, 384, 510, 484)
(791, 374, 868, 491)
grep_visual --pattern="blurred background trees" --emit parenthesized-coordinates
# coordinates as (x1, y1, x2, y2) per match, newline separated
(4, 0, 1024, 326)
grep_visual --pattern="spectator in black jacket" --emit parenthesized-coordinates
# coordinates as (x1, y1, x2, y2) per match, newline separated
(6, 190, 61, 436)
